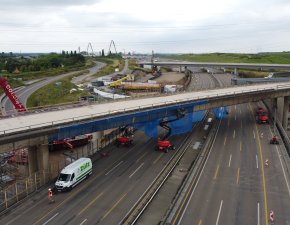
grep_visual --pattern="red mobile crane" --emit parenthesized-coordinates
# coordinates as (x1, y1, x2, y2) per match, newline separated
(0, 76, 26, 112)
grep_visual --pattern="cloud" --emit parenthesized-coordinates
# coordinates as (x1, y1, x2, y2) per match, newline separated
(0, 0, 290, 53)
(0, 0, 101, 7)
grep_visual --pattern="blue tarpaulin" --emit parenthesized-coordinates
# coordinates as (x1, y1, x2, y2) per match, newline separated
(212, 107, 228, 120)
(132, 110, 206, 138)
(49, 99, 209, 142)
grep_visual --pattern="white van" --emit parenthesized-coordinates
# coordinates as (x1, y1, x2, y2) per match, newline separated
(55, 158, 92, 191)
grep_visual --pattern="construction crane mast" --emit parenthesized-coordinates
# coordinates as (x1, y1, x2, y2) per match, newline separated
(0, 76, 26, 112)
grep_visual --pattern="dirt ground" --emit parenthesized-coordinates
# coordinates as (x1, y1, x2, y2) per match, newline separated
(154, 72, 185, 83)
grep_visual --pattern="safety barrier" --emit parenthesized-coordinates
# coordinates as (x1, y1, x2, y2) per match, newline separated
(0, 171, 52, 212)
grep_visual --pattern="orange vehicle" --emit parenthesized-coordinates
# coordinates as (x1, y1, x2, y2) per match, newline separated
(156, 139, 175, 153)
(115, 136, 133, 147)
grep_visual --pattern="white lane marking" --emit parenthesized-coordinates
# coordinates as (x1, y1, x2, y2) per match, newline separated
(129, 163, 144, 178)
(257, 202, 260, 225)
(233, 130, 235, 139)
(235, 114, 236, 121)
(105, 161, 123, 175)
(235, 105, 237, 110)
(215, 200, 223, 225)
(253, 130, 256, 139)
(256, 155, 259, 169)
(80, 219, 87, 225)
(42, 213, 59, 225)
(176, 120, 222, 225)
(275, 146, 290, 196)
(228, 154, 232, 167)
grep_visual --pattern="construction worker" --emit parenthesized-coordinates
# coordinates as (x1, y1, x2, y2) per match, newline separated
(48, 188, 53, 203)
(269, 210, 275, 223)
(265, 159, 269, 168)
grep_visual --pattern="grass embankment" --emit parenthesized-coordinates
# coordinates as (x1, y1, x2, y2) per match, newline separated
(19, 58, 95, 81)
(26, 57, 123, 107)
(0, 58, 95, 96)
(128, 58, 138, 70)
(27, 73, 90, 108)
(93, 57, 124, 77)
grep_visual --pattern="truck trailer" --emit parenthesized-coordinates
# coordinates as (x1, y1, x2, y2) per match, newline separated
(55, 158, 92, 191)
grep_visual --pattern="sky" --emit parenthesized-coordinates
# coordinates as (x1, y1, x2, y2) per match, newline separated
(1, 0, 290, 54)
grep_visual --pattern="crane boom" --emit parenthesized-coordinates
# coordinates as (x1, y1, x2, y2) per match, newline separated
(0, 77, 27, 112)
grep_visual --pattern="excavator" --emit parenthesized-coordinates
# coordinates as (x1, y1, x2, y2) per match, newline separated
(156, 109, 186, 153)
(0, 76, 26, 113)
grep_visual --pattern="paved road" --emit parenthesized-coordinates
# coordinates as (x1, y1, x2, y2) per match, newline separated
(1, 61, 106, 116)
(174, 103, 290, 225)
(0, 132, 187, 225)
(0, 66, 206, 225)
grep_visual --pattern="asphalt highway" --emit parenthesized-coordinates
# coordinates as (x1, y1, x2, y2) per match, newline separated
(1, 68, 289, 225)
(173, 103, 290, 225)
(0, 66, 218, 225)
(0, 132, 187, 225)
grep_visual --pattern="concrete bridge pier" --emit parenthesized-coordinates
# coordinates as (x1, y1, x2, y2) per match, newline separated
(282, 96, 290, 129)
(92, 131, 104, 151)
(179, 66, 182, 73)
(28, 146, 37, 175)
(234, 68, 238, 75)
(27, 138, 49, 176)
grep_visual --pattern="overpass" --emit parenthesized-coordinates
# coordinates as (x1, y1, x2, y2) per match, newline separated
(139, 61, 290, 70)
(1, 81, 290, 174)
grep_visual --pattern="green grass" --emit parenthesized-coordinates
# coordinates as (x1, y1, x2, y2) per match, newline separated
(16, 59, 95, 81)
(93, 57, 124, 77)
(166, 52, 290, 64)
(128, 58, 138, 70)
(27, 75, 90, 108)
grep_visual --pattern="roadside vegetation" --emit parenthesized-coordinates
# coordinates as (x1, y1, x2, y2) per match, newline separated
(166, 52, 290, 78)
(0, 53, 94, 95)
(128, 58, 138, 70)
(27, 74, 90, 108)
(167, 52, 290, 64)
(93, 55, 124, 77)
(26, 54, 123, 107)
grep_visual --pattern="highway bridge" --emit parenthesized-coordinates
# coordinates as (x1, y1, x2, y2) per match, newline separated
(0, 71, 290, 225)
(139, 61, 290, 70)
(1, 81, 290, 144)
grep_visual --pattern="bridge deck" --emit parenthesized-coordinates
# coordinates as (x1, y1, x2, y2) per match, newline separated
(0, 82, 289, 135)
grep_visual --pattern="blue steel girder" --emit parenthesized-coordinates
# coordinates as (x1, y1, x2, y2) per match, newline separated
(48, 100, 208, 142)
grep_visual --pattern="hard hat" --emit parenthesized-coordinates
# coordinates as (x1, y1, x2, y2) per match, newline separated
(48, 188, 51, 191)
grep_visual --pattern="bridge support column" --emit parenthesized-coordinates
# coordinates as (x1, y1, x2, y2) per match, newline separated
(37, 144, 49, 172)
(282, 96, 290, 129)
(28, 146, 37, 176)
(179, 66, 182, 73)
(277, 97, 284, 122)
(92, 131, 104, 152)
(234, 68, 238, 75)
